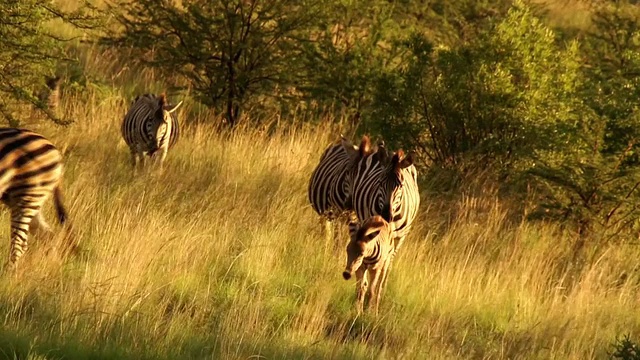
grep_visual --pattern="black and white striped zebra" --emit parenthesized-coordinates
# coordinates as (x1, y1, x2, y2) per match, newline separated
(308, 136, 360, 238)
(343, 215, 395, 315)
(121, 93, 183, 169)
(348, 135, 420, 256)
(0, 128, 73, 270)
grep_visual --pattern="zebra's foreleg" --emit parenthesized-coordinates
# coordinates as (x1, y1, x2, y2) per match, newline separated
(372, 258, 393, 316)
(355, 266, 367, 314)
(156, 148, 168, 173)
(367, 266, 384, 316)
(392, 235, 407, 258)
(324, 218, 333, 244)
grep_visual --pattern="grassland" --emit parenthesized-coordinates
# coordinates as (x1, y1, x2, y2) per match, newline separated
(1, 0, 639, 359)
(0, 87, 638, 359)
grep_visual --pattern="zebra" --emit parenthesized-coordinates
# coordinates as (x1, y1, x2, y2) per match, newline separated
(31, 76, 62, 121)
(121, 93, 183, 170)
(308, 135, 360, 241)
(348, 135, 420, 257)
(41, 76, 62, 114)
(0, 128, 73, 271)
(343, 215, 395, 315)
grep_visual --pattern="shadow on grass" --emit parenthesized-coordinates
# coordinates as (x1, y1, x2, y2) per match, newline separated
(0, 327, 153, 360)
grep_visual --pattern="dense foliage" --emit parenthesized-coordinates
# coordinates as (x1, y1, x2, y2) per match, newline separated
(0, 0, 96, 125)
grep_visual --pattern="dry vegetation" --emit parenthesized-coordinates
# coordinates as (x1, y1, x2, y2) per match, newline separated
(0, 0, 639, 359)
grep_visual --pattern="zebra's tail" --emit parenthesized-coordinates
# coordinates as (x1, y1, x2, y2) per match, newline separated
(53, 185, 67, 225)
(53, 184, 79, 256)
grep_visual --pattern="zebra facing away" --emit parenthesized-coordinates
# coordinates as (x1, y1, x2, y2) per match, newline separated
(121, 93, 183, 170)
(349, 135, 420, 257)
(308, 136, 360, 240)
(343, 215, 395, 315)
(0, 128, 73, 271)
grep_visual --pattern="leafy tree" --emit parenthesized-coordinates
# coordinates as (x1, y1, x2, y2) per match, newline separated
(526, 0, 640, 240)
(297, 0, 402, 124)
(104, 0, 322, 127)
(366, 1, 583, 171)
(583, 0, 640, 163)
(0, 0, 84, 125)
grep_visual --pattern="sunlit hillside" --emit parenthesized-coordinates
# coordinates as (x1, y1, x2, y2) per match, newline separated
(1, 0, 640, 359)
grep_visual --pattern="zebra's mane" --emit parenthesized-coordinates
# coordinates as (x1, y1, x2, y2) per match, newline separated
(133, 93, 168, 113)
(356, 215, 387, 242)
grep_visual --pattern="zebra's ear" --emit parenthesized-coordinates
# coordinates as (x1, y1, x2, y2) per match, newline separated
(392, 150, 414, 170)
(167, 100, 183, 114)
(358, 135, 372, 158)
(157, 93, 167, 107)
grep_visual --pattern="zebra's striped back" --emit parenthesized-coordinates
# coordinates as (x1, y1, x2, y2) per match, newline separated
(308, 136, 359, 219)
(0, 128, 71, 270)
(121, 93, 182, 168)
(349, 136, 420, 248)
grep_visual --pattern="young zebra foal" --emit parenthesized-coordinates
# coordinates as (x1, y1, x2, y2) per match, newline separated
(343, 215, 395, 315)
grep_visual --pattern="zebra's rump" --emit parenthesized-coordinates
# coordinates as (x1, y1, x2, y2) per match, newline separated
(308, 138, 359, 216)
(0, 128, 63, 198)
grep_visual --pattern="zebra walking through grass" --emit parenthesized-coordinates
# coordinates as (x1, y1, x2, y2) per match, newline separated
(343, 215, 395, 315)
(0, 128, 73, 271)
(308, 136, 360, 241)
(121, 93, 183, 170)
(348, 135, 420, 257)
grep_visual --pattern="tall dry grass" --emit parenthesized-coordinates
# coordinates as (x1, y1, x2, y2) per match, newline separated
(0, 88, 638, 360)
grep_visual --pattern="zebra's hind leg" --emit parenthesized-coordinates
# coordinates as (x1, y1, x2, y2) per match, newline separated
(30, 212, 53, 235)
(6, 203, 42, 271)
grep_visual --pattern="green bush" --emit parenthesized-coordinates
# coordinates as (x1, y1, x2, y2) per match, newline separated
(612, 335, 640, 360)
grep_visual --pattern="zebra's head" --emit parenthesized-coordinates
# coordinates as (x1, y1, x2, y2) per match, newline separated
(380, 149, 415, 221)
(45, 75, 62, 90)
(149, 94, 183, 150)
(343, 215, 390, 280)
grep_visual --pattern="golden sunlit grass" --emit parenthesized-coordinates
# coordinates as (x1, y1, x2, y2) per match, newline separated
(0, 91, 638, 359)
(0, 1, 638, 359)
